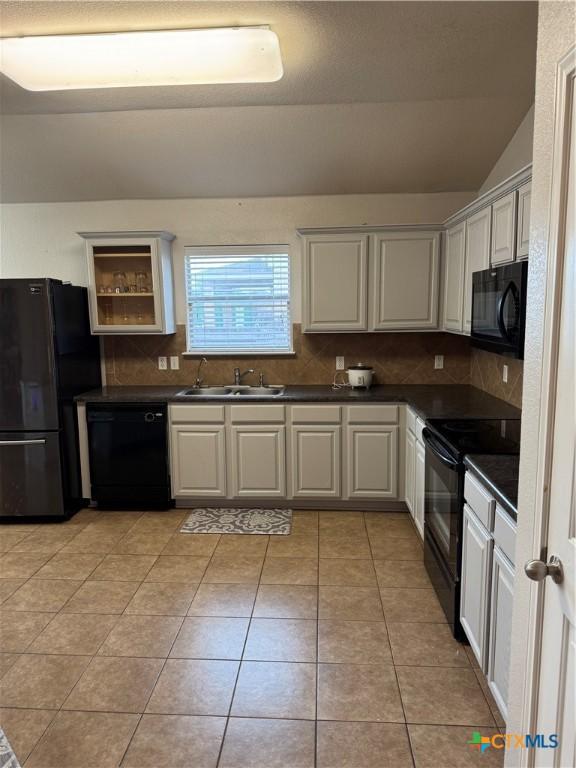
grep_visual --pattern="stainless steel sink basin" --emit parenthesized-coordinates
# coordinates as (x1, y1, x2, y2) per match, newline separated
(176, 385, 285, 398)
(177, 386, 234, 396)
(231, 386, 285, 397)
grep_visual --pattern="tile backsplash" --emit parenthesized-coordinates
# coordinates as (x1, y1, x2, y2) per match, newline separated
(103, 324, 472, 387)
(102, 325, 522, 407)
(470, 348, 523, 409)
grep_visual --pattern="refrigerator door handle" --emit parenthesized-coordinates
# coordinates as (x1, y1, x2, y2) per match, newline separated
(0, 439, 47, 446)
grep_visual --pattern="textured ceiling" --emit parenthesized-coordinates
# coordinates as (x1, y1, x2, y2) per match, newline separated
(0, 1, 538, 202)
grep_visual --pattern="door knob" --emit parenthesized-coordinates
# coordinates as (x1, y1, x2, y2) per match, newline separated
(524, 555, 563, 584)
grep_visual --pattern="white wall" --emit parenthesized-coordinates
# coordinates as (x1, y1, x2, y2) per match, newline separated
(478, 104, 534, 195)
(0, 191, 473, 323)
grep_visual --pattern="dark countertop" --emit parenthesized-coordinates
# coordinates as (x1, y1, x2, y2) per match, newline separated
(76, 384, 521, 421)
(464, 454, 520, 520)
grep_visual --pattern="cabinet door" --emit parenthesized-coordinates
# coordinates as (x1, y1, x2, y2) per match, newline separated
(443, 223, 466, 332)
(405, 428, 415, 515)
(460, 504, 492, 671)
(487, 546, 515, 721)
(491, 192, 517, 265)
(463, 208, 491, 334)
(516, 182, 531, 259)
(346, 425, 398, 499)
(414, 439, 425, 539)
(171, 425, 226, 498)
(291, 425, 341, 497)
(370, 232, 440, 330)
(230, 425, 286, 498)
(302, 234, 368, 331)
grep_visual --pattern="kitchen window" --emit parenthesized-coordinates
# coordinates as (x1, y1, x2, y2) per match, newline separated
(184, 245, 292, 354)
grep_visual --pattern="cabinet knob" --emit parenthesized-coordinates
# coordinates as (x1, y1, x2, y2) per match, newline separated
(524, 555, 563, 584)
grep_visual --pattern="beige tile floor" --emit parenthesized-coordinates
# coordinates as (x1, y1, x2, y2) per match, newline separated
(0, 508, 505, 768)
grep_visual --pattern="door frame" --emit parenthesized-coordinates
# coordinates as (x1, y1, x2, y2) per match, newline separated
(506, 46, 575, 766)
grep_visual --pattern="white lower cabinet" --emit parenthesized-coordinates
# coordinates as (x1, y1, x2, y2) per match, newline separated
(291, 425, 341, 498)
(462, 470, 517, 723)
(405, 428, 415, 514)
(460, 504, 492, 671)
(171, 424, 227, 498)
(414, 439, 425, 538)
(487, 546, 515, 720)
(230, 425, 286, 498)
(346, 425, 398, 498)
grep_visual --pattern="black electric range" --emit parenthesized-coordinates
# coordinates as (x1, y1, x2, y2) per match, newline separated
(421, 418, 521, 639)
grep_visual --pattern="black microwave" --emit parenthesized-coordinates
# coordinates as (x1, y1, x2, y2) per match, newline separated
(471, 261, 528, 359)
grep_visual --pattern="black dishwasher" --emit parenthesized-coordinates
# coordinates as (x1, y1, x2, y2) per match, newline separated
(87, 403, 172, 508)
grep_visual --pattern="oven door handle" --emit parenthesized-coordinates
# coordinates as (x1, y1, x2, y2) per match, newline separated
(422, 428, 460, 469)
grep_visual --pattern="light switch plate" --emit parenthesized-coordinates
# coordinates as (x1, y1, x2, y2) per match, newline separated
(434, 355, 444, 370)
(158, 356, 168, 370)
(503, 364, 509, 383)
(170, 356, 180, 370)
(336, 356, 345, 370)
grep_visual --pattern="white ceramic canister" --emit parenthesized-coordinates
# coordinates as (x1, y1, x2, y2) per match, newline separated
(346, 363, 374, 388)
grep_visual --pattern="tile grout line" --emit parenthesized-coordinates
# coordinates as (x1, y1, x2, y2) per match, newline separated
(365, 511, 417, 768)
(214, 530, 270, 768)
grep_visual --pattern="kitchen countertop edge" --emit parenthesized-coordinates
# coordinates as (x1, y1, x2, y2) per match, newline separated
(464, 454, 519, 521)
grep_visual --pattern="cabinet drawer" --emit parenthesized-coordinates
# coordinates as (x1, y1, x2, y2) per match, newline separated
(170, 404, 225, 424)
(464, 471, 496, 530)
(406, 407, 416, 435)
(291, 405, 341, 423)
(230, 405, 285, 423)
(347, 405, 398, 424)
(493, 505, 516, 564)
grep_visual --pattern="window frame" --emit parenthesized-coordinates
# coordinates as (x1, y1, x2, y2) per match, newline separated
(183, 244, 293, 356)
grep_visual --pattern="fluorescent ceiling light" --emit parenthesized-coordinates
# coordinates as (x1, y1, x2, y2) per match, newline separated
(0, 26, 283, 91)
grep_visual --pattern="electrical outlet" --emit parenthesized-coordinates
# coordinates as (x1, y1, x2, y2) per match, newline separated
(434, 355, 444, 370)
(170, 356, 180, 370)
(503, 364, 509, 383)
(158, 356, 168, 370)
(336, 356, 345, 370)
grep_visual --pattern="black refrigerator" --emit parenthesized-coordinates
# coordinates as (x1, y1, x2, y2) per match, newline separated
(0, 279, 101, 518)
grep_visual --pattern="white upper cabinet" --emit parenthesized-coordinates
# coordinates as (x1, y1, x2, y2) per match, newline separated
(443, 222, 466, 333)
(463, 208, 491, 334)
(302, 233, 368, 332)
(516, 182, 532, 259)
(490, 192, 518, 265)
(80, 230, 176, 335)
(370, 232, 440, 330)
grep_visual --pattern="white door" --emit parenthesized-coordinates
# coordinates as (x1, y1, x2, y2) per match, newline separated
(443, 222, 466, 332)
(302, 234, 368, 331)
(230, 425, 286, 498)
(346, 425, 398, 499)
(529, 61, 576, 768)
(491, 192, 518, 265)
(516, 182, 532, 260)
(488, 546, 515, 721)
(463, 207, 491, 334)
(405, 428, 415, 515)
(370, 232, 440, 330)
(171, 424, 227, 498)
(460, 504, 492, 672)
(414, 440, 425, 539)
(291, 425, 341, 498)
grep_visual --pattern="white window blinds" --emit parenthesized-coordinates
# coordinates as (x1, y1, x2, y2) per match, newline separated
(184, 246, 292, 354)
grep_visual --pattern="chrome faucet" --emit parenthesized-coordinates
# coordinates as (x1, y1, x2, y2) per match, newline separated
(233, 367, 254, 385)
(195, 357, 208, 387)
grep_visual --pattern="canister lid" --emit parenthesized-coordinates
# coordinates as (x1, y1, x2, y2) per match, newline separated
(347, 363, 373, 370)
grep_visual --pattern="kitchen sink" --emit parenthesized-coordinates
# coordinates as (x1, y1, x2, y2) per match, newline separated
(176, 385, 285, 398)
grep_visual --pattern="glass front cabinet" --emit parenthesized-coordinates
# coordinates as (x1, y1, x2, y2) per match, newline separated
(79, 231, 176, 334)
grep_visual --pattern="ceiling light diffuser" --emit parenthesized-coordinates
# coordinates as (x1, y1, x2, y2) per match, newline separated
(0, 26, 283, 91)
